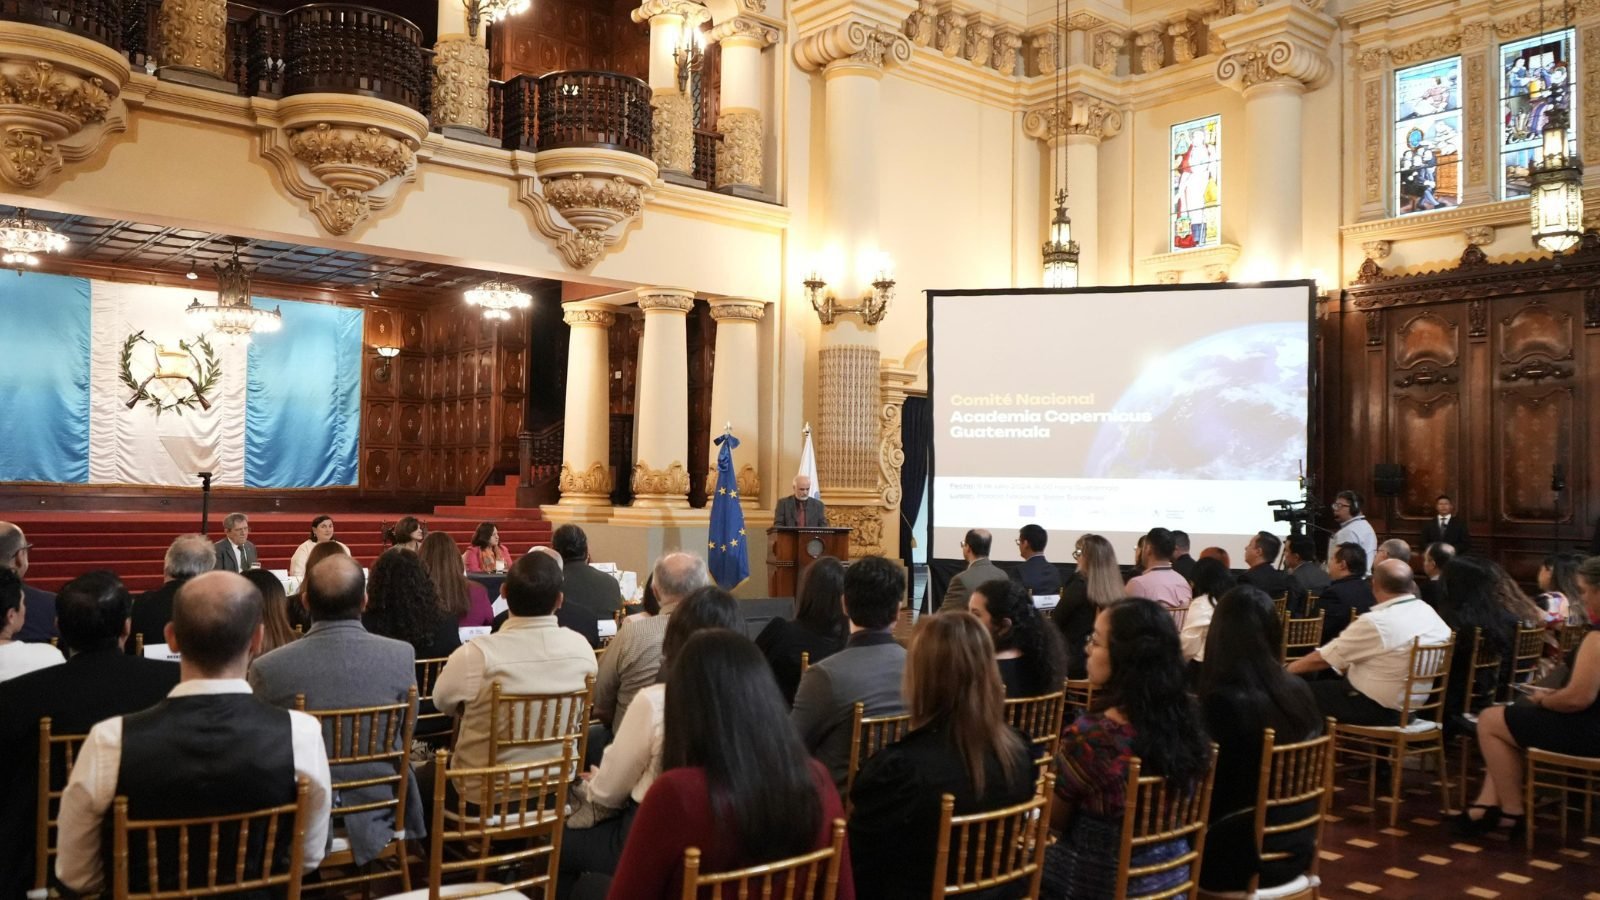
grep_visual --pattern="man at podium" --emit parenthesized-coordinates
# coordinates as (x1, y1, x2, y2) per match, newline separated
(774, 475, 827, 527)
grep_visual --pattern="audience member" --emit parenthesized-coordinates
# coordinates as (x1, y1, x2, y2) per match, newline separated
(1422, 494, 1471, 554)
(509, 546, 604, 647)
(1042, 598, 1211, 897)
(1125, 528, 1192, 609)
(55, 571, 331, 894)
(464, 521, 513, 574)
(1131, 535, 1150, 575)
(1375, 538, 1410, 565)
(554, 524, 625, 618)
(1535, 551, 1584, 624)
(421, 531, 494, 627)
(288, 515, 342, 580)
(212, 512, 259, 573)
(1013, 524, 1063, 597)
(0, 571, 180, 897)
(595, 553, 708, 734)
(1284, 536, 1330, 595)
(631, 574, 660, 622)
(1420, 542, 1456, 611)
(1328, 490, 1377, 574)
(1457, 555, 1600, 839)
(849, 613, 1034, 899)
(0, 521, 57, 642)
(1288, 560, 1450, 726)
(792, 555, 908, 788)
(1437, 557, 1533, 736)
(0, 567, 63, 681)
(248, 554, 421, 865)
(940, 529, 1003, 613)
(1196, 586, 1322, 894)
(1179, 557, 1235, 665)
(291, 540, 354, 631)
(1052, 534, 1123, 678)
(1315, 543, 1376, 644)
(1239, 530, 1305, 615)
(604, 630, 853, 900)
(365, 547, 460, 660)
(383, 516, 426, 552)
(1200, 546, 1232, 569)
(1171, 530, 1196, 580)
(130, 534, 216, 650)
(560, 586, 743, 900)
(970, 578, 1066, 698)
(755, 556, 847, 704)
(242, 568, 297, 656)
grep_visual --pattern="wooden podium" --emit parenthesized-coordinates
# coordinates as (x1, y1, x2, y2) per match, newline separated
(766, 526, 852, 597)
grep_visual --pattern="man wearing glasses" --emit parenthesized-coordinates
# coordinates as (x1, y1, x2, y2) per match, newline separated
(939, 529, 1004, 613)
(0, 522, 55, 643)
(1327, 490, 1377, 576)
(1013, 524, 1062, 597)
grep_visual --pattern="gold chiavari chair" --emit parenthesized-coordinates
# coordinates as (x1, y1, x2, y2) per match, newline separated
(1271, 595, 1289, 622)
(414, 657, 455, 747)
(1003, 689, 1067, 773)
(679, 819, 848, 900)
(1332, 634, 1455, 827)
(422, 745, 574, 899)
(488, 675, 595, 775)
(1523, 747, 1600, 852)
(1114, 748, 1218, 900)
(1451, 630, 1503, 809)
(1559, 623, 1587, 654)
(34, 718, 89, 899)
(111, 777, 311, 900)
(1278, 612, 1325, 664)
(133, 633, 144, 656)
(1499, 625, 1548, 701)
(842, 703, 912, 814)
(932, 773, 1055, 899)
(799, 651, 811, 677)
(1062, 678, 1095, 719)
(293, 687, 417, 895)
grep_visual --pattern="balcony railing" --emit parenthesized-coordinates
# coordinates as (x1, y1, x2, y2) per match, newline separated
(0, 0, 121, 49)
(533, 70, 652, 156)
(693, 128, 720, 186)
(283, 3, 426, 110)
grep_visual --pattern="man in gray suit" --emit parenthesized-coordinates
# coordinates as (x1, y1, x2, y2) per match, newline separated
(552, 524, 623, 618)
(773, 475, 828, 527)
(212, 513, 259, 573)
(247, 554, 422, 865)
(791, 555, 906, 789)
(939, 529, 1004, 613)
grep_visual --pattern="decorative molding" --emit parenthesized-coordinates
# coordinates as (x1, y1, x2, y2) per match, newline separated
(818, 345, 881, 491)
(1168, 15, 1202, 64)
(631, 460, 690, 496)
(1464, 225, 1496, 247)
(558, 461, 613, 497)
(708, 16, 778, 46)
(1025, 29, 1057, 77)
(1502, 358, 1574, 382)
(1092, 31, 1125, 75)
(993, 29, 1022, 77)
(563, 308, 617, 327)
(1216, 39, 1332, 91)
(1362, 77, 1381, 205)
(651, 90, 693, 174)
(1465, 52, 1487, 192)
(1364, 309, 1383, 346)
(1388, 34, 1461, 67)
(431, 37, 490, 131)
(964, 20, 995, 68)
(714, 108, 762, 189)
(158, 0, 228, 77)
(631, 0, 710, 26)
(793, 18, 913, 73)
(827, 503, 885, 559)
(1022, 92, 1125, 142)
(904, 0, 936, 46)
(707, 299, 765, 321)
(1135, 28, 1164, 74)
(1586, 25, 1600, 169)
(1468, 299, 1488, 337)
(1363, 240, 1393, 260)
(1138, 243, 1241, 282)
(1357, 47, 1389, 73)
(0, 47, 128, 189)
(517, 146, 657, 269)
(935, 12, 967, 59)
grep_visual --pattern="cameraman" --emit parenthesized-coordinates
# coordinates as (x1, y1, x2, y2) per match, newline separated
(1327, 490, 1377, 575)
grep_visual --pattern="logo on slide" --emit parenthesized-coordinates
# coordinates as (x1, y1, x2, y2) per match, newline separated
(119, 330, 221, 416)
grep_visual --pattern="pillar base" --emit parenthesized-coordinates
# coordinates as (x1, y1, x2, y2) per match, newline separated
(158, 67, 238, 94)
(438, 124, 501, 147)
(630, 493, 691, 509)
(661, 170, 707, 189)
(557, 494, 613, 507)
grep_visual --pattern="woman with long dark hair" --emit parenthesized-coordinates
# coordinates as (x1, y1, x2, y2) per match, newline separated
(420, 531, 493, 627)
(1440, 557, 1542, 731)
(1196, 586, 1322, 893)
(242, 568, 297, 657)
(755, 556, 848, 704)
(1537, 551, 1584, 624)
(364, 547, 459, 660)
(605, 630, 852, 899)
(1053, 534, 1124, 678)
(970, 578, 1067, 697)
(1178, 556, 1235, 664)
(1042, 597, 1211, 898)
(464, 522, 513, 574)
(849, 613, 1035, 898)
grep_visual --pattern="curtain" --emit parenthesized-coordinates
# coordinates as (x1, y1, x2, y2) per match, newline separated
(899, 395, 931, 563)
(0, 273, 90, 482)
(245, 300, 363, 487)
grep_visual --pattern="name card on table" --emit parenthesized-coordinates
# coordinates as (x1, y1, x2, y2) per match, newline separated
(593, 562, 619, 575)
(596, 619, 618, 639)
(491, 597, 509, 618)
(143, 643, 181, 661)
(617, 571, 638, 599)
(459, 626, 492, 643)
(1032, 593, 1060, 612)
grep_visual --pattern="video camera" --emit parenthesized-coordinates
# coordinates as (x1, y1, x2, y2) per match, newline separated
(1266, 498, 1317, 537)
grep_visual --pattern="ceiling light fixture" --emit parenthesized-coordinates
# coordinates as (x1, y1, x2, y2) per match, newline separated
(0, 208, 69, 268)
(1528, 0, 1584, 254)
(1041, 0, 1079, 288)
(185, 261, 198, 280)
(369, 285, 381, 298)
(464, 278, 532, 321)
(186, 241, 283, 340)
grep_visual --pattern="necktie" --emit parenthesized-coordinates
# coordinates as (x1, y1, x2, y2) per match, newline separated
(798, 503, 807, 528)
(1440, 517, 1448, 528)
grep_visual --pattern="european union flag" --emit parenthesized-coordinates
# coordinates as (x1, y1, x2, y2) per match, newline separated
(707, 431, 750, 589)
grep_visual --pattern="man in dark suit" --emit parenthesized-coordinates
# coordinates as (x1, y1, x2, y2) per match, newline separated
(773, 475, 827, 527)
(1012, 524, 1062, 597)
(1420, 494, 1470, 554)
(1239, 531, 1307, 616)
(212, 513, 259, 573)
(1419, 541, 1455, 610)
(0, 571, 180, 897)
(1284, 535, 1330, 596)
(1, 521, 58, 643)
(1316, 543, 1376, 644)
(552, 524, 623, 618)
(131, 534, 218, 650)
(1171, 530, 1197, 581)
(940, 529, 1005, 613)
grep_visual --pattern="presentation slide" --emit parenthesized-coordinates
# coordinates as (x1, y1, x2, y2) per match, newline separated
(929, 284, 1312, 566)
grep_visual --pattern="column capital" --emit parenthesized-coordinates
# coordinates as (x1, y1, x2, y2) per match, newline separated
(1211, 0, 1336, 93)
(636, 287, 697, 312)
(707, 298, 767, 321)
(1022, 92, 1124, 143)
(631, 0, 708, 26)
(562, 305, 616, 327)
(709, 16, 778, 47)
(793, 18, 912, 75)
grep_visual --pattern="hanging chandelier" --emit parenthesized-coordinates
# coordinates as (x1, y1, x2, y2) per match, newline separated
(0, 209, 69, 267)
(465, 279, 531, 321)
(1041, 0, 1079, 288)
(186, 242, 282, 339)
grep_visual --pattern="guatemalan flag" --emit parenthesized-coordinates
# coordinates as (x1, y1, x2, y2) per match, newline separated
(707, 432, 750, 590)
(0, 271, 362, 488)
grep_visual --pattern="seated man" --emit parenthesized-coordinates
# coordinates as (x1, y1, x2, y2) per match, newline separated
(248, 554, 421, 866)
(791, 555, 908, 789)
(1419, 542, 1455, 610)
(1288, 559, 1451, 726)
(1013, 524, 1063, 597)
(553, 524, 624, 619)
(1284, 536, 1331, 596)
(593, 552, 708, 731)
(131, 534, 217, 650)
(0, 571, 180, 897)
(1376, 538, 1424, 597)
(1125, 527, 1192, 609)
(1238, 531, 1306, 616)
(1171, 530, 1196, 581)
(1314, 543, 1376, 644)
(0, 522, 57, 642)
(55, 572, 331, 894)
(940, 529, 1003, 613)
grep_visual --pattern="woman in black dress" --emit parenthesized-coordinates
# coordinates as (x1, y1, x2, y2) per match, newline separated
(754, 556, 847, 704)
(970, 578, 1066, 698)
(1052, 534, 1124, 678)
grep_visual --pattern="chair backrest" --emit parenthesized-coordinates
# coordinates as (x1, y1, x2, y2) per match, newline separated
(1397, 634, 1455, 723)
(134, 633, 144, 655)
(932, 773, 1054, 898)
(293, 687, 416, 835)
(1503, 625, 1547, 698)
(35, 718, 89, 893)
(1114, 748, 1218, 900)
(1003, 689, 1067, 768)
(1248, 722, 1335, 894)
(1168, 604, 1190, 631)
(488, 675, 596, 770)
(679, 818, 847, 900)
(843, 702, 911, 807)
(427, 745, 574, 899)
(1461, 630, 1503, 716)
(1559, 623, 1587, 654)
(1271, 595, 1289, 621)
(111, 777, 311, 900)
(1062, 678, 1095, 718)
(800, 651, 811, 676)
(1279, 612, 1325, 663)
(416, 656, 453, 738)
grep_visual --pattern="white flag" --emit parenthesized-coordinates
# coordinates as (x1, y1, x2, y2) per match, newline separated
(798, 425, 821, 499)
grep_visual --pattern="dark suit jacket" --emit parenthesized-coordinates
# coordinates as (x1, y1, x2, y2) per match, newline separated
(1013, 555, 1063, 597)
(212, 539, 259, 572)
(494, 604, 601, 647)
(790, 631, 906, 789)
(940, 558, 1005, 613)
(562, 560, 624, 619)
(1315, 575, 1375, 644)
(1290, 562, 1331, 596)
(131, 578, 192, 650)
(774, 495, 828, 527)
(1421, 517, 1471, 554)
(17, 583, 57, 643)
(1172, 554, 1197, 581)
(1239, 564, 1308, 616)
(0, 648, 180, 897)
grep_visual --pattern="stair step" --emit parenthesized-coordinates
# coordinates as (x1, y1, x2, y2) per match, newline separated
(433, 505, 551, 521)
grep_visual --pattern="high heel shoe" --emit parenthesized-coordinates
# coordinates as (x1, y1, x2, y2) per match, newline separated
(1453, 804, 1500, 837)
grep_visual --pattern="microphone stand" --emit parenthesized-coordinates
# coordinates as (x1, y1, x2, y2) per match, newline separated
(197, 471, 214, 535)
(1552, 464, 1566, 557)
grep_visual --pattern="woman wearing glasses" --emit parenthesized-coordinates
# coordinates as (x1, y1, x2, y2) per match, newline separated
(1052, 534, 1125, 679)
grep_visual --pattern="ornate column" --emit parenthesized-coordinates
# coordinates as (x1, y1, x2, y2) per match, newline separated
(633, 0, 708, 184)
(1023, 92, 1124, 287)
(432, 0, 494, 144)
(710, 17, 778, 197)
(158, 0, 234, 92)
(1353, 45, 1390, 220)
(1213, 1, 1335, 278)
(706, 299, 766, 505)
(558, 302, 615, 506)
(1459, 21, 1496, 207)
(631, 288, 695, 508)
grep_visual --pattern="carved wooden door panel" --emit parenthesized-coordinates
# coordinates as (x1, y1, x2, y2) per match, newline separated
(1386, 306, 1465, 521)
(1490, 294, 1580, 527)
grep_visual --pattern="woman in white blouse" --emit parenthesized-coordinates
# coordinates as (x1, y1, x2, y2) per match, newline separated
(287, 516, 343, 580)
(1179, 556, 1236, 666)
(0, 570, 64, 683)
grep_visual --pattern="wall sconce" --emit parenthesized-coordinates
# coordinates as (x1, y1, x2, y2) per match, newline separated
(673, 21, 704, 94)
(803, 257, 895, 326)
(462, 0, 530, 39)
(373, 345, 401, 381)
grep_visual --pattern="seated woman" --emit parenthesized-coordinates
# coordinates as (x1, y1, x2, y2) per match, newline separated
(1536, 551, 1585, 625)
(1052, 534, 1123, 679)
(1041, 598, 1211, 899)
(755, 557, 847, 705)
(970, 578, 1066, 698)
(383, 516, 426, 553)
(464, 522, 513, 574)
(243, 569, 298, 657)
(1200, 546, 1232, 569)
(1439, 556, 1542, 735)
(289, 540, 352, 632)
(604, 630, 853, 900)
(1457, 555, 1600, 838)
(848, 613, 1036, 899)
(1178, 557, 1235, 665)
(364, 547, 460, 662)
(287, 515, 345, 580)
(421, 531, 494, 627)
(1196, 586, 1322, 894)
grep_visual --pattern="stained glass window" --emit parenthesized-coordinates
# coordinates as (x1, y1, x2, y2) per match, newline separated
(1170, 116, 1220, 252)
(1394, 57, 1462, 215)
(1501, 29, 1576, 198)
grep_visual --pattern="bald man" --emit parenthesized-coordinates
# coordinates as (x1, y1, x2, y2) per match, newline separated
(1288, 559, 1451, 726)
(774, 475, 827, 528)
(940, 528, 1004, 613)
(56, 572, 331, 894)
(0, 521, 57, 643)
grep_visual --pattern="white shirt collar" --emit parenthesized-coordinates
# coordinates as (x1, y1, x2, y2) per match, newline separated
(1370, 594, 1418, 610)
(169, 678, 253, 697)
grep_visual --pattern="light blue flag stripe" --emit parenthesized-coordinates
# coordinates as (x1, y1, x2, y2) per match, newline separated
(0, 272, 90, 483)
(245, 299, 363, 488)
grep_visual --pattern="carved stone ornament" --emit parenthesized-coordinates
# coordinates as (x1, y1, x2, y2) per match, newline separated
(964, 22, 995, 68)
(904, 0, 936, 46)
(631, 460, 691, 497)
(1464, 225, 1495, 248)
(559, 461, 613, 497)
(1169, 19, 1199, 63)
(1093, 32, 1125, 74)
(1362, 240, 1392, 261)
(158, 0, 228, 77)
(992, 30, 1022, 76)
(0, 44, 128, 189)
(1135, 28, 1164, 74)
(563, 308, 617, 327)
(828, 504, 885, 559)
(638, 290, 696, 313)
(1389, 34, 1461, 67)
(431, 37, 490, 131)
(1022, 93, 1125, 143)
(714, 109, 762, 189)
(518, 144, 657, 269)
(736, 464, 759, 498)
(630, 0, 710, 27)
(708, 17, 778, 47)
(1026, 30, 1058, 76)
(1216, 39, 1332, 92)
(879, 399, 905, 509)
(651, 90, 693, 174)
(707, 300, 765, 321)
(935, 12, 967, 58)
(794, 19, 913, 73)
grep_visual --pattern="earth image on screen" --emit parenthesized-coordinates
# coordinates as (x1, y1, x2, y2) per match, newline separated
(1084, 322, 1308, 480)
